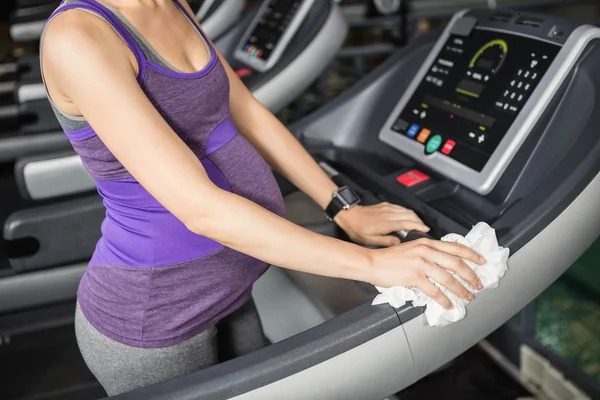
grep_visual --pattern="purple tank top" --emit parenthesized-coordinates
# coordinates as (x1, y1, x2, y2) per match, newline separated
(44, 0, 285, 348)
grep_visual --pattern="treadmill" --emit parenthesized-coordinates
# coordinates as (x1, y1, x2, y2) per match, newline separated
(193, 0, 246, 41)
(213, 0, 347, 113)
(97, 9, 598, 398)
(7, 7, 599, 400)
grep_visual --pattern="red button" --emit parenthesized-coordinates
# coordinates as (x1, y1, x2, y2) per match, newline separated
(441, 139, 456, 155)
(236, 68, 253, 78)
(396, 170, 430, 187)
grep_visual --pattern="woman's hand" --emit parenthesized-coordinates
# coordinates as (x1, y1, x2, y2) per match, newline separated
(335, 202, 430, 247)
(368, 238, 486, 310)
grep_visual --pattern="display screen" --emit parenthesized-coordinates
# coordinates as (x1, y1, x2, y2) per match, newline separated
(390, 29, 560, 171)
(240, 0, 303, 62)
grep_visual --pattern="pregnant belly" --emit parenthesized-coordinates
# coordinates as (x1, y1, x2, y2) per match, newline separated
(207, 133, 285, 218)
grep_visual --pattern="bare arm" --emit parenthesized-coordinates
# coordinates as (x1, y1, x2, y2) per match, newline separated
(42, 12, 485, 310)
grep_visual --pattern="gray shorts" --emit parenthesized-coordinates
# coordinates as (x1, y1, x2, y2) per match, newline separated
(75, 298, 267, 396)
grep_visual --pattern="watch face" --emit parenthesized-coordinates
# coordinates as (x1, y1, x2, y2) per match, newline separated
(339, 187, 360, 205)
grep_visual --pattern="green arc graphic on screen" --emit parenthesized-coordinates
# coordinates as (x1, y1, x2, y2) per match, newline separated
(469, 39, 508, 72)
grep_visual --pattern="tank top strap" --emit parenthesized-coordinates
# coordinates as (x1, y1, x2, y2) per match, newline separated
(171, 0, 216, 54)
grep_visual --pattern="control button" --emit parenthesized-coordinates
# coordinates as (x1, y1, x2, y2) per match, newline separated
(548, 26, 564, 38)
(438, 58, 454, 67)
(484, 75, 489, 82)
(510, 80, 516, 86)
(468, 132, 477, 140)
(532, 72, 538, 80)
(392, 118, 409, 132)
(467, 71, 472, 76)
(518, 69, 523, 76)
(417, 128, 431, 143)
(524, 71, 530, 78)
(407, 124, 420, 138)
(504, 90, 509, 97)
(495, 101, 504, 109)
(509, 105, 518, 113)
(503, 103, 509, 110)
(425, 135, 443, 154)
(235, 68, 253, 78)
(530, 60, 538, 68)
(441, 139, 456, 155)
(426, 75, 433, 83)
(478, 134, 486, 144)
(517, 81, 523, 89)
(525, 83, 531, 91)
(510, 92, 516, 99)
(473, 72, 482, 80)
(543, 55, 548, 60)
(435, 79, 443, 87)
(396, 170, 430, 187)
(518, 94, 524, 102)
(413, 109, 419, 115)
(420, 110, 427, 119)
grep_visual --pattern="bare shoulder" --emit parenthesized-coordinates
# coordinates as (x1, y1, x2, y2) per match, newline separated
(42, 9, 134, 74)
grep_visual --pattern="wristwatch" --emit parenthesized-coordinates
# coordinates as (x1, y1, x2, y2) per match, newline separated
(324, 186, 361, 221)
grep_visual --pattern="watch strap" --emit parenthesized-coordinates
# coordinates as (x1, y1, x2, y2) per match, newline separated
(325, 195, 346, 221)
(324, 186, 360, 221)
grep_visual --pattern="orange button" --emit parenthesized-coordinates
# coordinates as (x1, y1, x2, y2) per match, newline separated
(417, 128, 431, 143)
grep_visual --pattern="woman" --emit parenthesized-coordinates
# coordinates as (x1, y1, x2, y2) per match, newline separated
(40, 0, 485, 395)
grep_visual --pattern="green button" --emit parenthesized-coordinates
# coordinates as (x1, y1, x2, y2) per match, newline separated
(426, 134, 442, 154)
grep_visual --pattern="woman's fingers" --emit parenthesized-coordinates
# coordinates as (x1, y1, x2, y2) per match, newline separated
(363, 235, 401, 248)
(426, 248, 483, 290)
(368, 203, 430, 233)
(424, 263, 473, 302)
(382, 219, 430, 234)
(417, 277, 453, 310)
(426, 240, 486, 265)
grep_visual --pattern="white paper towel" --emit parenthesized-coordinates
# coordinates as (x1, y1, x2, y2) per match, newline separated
(372, 222, 510, 327)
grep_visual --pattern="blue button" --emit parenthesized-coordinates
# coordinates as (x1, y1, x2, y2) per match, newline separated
(407, 124, 420, 138)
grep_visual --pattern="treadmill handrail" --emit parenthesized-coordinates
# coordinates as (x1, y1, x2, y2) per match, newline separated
(0, 131, 71, 162)
(15, 150, 95, 200)
(105, 302, 401, 400)
(199, 0, 246, 41)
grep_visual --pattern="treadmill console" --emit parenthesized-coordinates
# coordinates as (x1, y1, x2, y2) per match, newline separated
(233, 0, 316, 72)
(379, 12, 572, 195)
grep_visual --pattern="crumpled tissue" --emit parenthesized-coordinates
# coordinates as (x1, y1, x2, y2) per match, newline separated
(372, 222, 510, 327)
